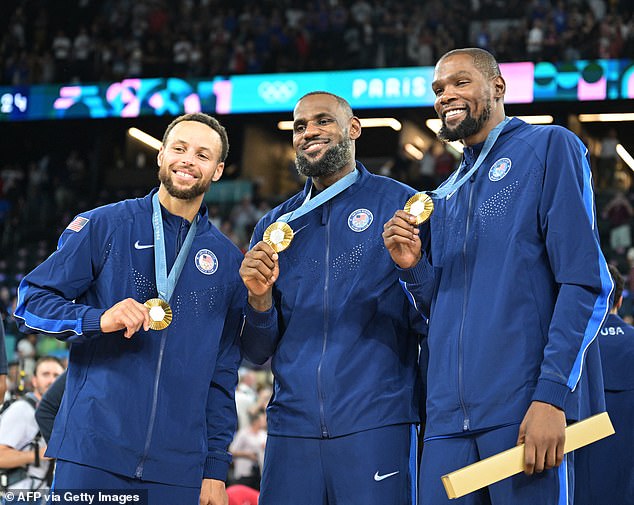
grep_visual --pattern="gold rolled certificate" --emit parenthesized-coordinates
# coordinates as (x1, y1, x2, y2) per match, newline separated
(263, 222, 294, 253)
(441, 412, 615, 499)
(404, 193, 434, 224)
(144, 298, 173, 330)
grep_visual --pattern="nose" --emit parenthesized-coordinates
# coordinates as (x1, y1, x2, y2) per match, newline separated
(303, 120, 320, 138)
(437, 88, 456, 105)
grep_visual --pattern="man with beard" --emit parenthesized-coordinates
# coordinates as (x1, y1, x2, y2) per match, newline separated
(238, 92, 424, 505)
(14, 113, 244, 505)
(383, 48, 612, 504)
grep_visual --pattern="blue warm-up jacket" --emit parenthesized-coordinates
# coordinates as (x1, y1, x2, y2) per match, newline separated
(399, 118, 612, 438)
(15, 189, 243, 487)
(242, 163, 424, 438)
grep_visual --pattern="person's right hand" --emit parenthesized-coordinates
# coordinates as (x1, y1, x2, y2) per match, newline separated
(382, 210, 422, 269)
(239, 241, 279, 311)
(100, 298, 150, 338)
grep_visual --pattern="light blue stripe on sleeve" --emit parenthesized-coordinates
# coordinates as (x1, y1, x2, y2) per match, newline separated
(399, 279, 420, 313)
(409, 424, 418, 505)
(567, 139, 613, 391)
(14, 283, 83, 336)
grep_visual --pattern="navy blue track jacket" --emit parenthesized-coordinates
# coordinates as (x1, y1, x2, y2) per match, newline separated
(242, 163, 424, 438)
(15, 189, 243, 486)
(400, 118, 612, 438)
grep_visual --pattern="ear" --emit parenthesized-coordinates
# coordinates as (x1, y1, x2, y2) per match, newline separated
(616, 295, 623, 310)
(157, 146, 164, 167)
(349, 116, 362, 140)
(212, 162, 225, 182)
(493, 75, 506, 101)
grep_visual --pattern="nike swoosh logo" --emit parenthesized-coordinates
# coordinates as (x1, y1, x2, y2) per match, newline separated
(374, 470, 399, 482)
(134, 241, 154, 250)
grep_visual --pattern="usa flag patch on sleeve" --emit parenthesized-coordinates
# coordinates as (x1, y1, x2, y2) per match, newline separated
(67, 216, 89, 232)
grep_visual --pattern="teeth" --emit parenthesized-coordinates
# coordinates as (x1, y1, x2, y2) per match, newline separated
(445, 109, 465, 118)
(304, 143, 325, 153)
(175, 171, 194, 179)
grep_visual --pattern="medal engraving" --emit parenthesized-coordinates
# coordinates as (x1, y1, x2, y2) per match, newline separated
(263, 222, 294, 253)
(404, 193, 434, 224)
(144, 298, 172, 330)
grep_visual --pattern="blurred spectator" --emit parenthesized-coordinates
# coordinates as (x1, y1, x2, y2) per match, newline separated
(2, 0, 633, 85)
(229, 410, 267, 490)
(597, 128, 620, 189)
(16, 333, 38, 378)
(227, 484, 259, 505)
(235, 369, 258, 431)
(602, 191, 634, 255)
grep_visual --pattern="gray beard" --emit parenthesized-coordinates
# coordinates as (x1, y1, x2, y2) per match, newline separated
(438, 101, 492, 142)
(295, 138, 352, 178)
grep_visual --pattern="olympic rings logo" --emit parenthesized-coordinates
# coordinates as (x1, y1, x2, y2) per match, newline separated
(257, 80, 298, 103)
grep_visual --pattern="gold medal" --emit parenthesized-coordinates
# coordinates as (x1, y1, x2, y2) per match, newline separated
(263, 222, 294, 253)
(144, 298, 172, 330)
(404, 193, 434, 224)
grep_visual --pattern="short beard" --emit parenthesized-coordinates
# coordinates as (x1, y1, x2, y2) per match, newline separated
(438, 100, 492, 143)
(295, 137, 353, 179)
(159, 166, 210, 200)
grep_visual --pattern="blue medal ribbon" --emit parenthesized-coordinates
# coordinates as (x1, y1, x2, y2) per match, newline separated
(151, 193, 198, 302)
(277, 167, 360, 224)
(431, 117, 511, 200)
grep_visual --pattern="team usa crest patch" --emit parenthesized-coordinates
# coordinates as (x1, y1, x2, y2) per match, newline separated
(66, 216, 89, 232)
(348, 208, 373, 232)
(195, 249, 218, 275)
(488, 157, 512, 181)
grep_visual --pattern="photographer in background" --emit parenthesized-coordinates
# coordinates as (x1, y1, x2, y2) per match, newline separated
(0, 356, 64, 496)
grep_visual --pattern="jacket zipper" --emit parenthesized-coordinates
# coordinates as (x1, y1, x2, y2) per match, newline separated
(135, 328, 168, 477)
(136, 218, 188, 476)
(316, 203, 330, 438)
(457, 176, 475, 432)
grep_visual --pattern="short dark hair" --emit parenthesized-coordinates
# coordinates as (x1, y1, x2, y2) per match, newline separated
(162, 113, 229, 162)
(34, 356, 64, 376)
(438, 47, 501, 80)
(296, 91, 353, 118)
(608, 264, 624, 309)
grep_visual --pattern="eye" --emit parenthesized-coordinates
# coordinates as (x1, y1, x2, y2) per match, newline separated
(198, 153, 209, 160)
(457, 80, 470, 86)
(294, 124, 306, 134)
(433, 88, 443, 96)
(318, 118, 334, 126)
(172, 146, 185, 152)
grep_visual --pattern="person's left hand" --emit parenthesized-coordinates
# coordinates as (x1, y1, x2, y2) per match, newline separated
(199, 479, 227, 505)
(516, 401, 566, 475)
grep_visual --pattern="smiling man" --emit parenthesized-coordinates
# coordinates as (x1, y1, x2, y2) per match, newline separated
(15, 113, 244, 505)
(383, 48, 612, 505)
(239, 92, 425, 505)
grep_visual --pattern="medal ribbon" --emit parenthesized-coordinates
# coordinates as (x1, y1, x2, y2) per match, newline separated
(277, 167, 360, 224)
(152, 193, 198, 302)
(431, 117, 511, 200)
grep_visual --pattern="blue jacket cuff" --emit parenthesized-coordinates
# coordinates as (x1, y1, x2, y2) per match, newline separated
(81, 308, 106, 334)
(396, 254, 432, 285)
(204, 455, 230, 481)
(532, 379, 570, 411)
(244, 303, 277, 328)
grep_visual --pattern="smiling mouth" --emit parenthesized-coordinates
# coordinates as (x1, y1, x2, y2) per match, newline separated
(444, 108, 466, 119)
(303, 141, 329, 154)
(173, 169, 196, 180)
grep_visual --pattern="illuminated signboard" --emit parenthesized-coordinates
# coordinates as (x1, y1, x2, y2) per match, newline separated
(1, 59, 632, 122)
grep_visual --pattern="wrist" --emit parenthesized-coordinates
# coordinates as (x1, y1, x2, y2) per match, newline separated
(248, 292, 272, 312)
